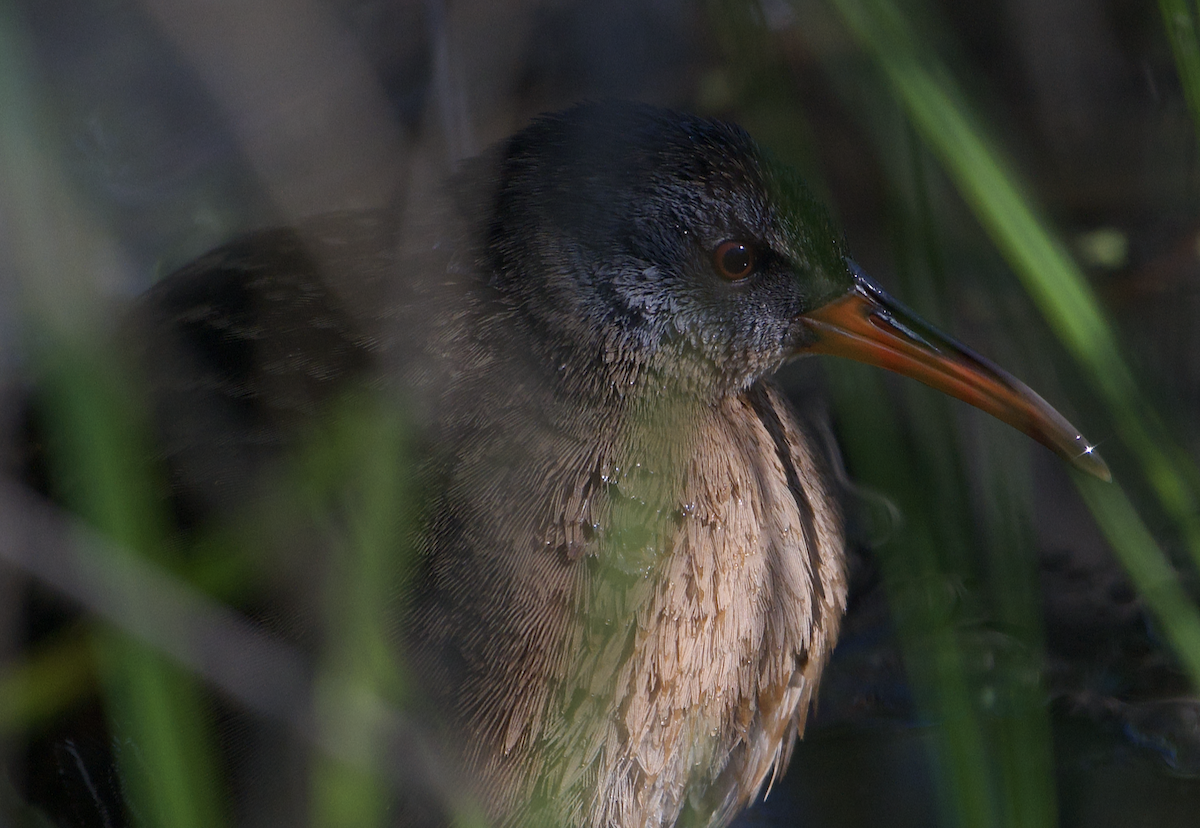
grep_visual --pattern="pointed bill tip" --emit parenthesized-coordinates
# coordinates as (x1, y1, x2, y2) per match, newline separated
(798, 263, 1112, 483)
(1069, 438, 1112, 482)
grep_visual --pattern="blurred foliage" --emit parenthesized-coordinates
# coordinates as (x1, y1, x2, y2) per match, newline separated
(37, 342, 226, 828)
(1158, 0, 1200, 158)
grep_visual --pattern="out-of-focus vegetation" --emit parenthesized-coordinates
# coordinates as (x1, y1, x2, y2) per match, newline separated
(1, 0, 1198, 827)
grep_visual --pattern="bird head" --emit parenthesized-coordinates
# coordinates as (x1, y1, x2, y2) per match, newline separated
(485, 101, 1108, 479)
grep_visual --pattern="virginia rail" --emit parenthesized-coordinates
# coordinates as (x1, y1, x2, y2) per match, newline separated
(129, 102, 1108, 827)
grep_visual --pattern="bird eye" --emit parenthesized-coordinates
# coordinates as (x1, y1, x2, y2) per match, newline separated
(713, 241, 756, 281)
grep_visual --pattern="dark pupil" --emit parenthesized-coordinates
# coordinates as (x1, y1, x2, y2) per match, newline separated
(722, 244, 752, 277)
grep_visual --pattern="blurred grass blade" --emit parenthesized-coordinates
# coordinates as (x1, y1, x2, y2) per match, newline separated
(1074, 472, 1200, 687)
(825, 0, 1200, 582)
(304, 397, 414, 828)
(1158, 0, 1200, 155)
(40, 346, 226, 828)
(297, 398, 488, 828)
(978, 442, 1057, 828)
(823, 362, 1000, 828)
(2, 4, 226, 823)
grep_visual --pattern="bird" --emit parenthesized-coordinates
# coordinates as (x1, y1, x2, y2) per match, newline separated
(113, 101, 1109, 828)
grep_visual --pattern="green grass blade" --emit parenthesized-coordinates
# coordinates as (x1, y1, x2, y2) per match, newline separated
(303, 397, 413, 828)
(38, 347, 226, 828)
(977, 443, 1057, 828)
(1074, 472, 1200, 687)
(1075, 470, 1200, 681)
(1158, 0, 1200, 155)
(823, 361, 1000, 828)
(1, 6, 228, 821)
(825, 0, 1200, 622)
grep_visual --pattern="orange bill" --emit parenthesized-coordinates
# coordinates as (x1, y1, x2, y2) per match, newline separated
(798, 263, 1110, 481)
